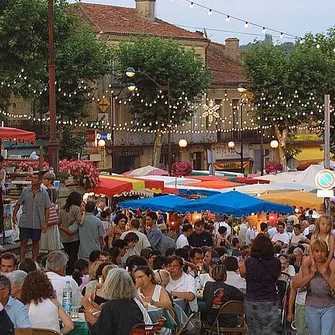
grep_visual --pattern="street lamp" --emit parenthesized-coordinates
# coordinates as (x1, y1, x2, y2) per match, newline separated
(98, 139, 106, 168)
(125, 67, 172, 175)
(178, 139, 188, 148)
(48, 0, 59, 175)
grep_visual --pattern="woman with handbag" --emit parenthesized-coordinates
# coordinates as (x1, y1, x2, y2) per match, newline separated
(239, 234, 281, 335)
(40, 172, 63, 253)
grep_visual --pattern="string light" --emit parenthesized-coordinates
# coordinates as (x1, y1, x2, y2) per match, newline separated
(244, 22, 249, 29)
(208, 9, 212, 15)
(189, 2, 194, 8)
(262, 27, 266, 34)
(226, 15, 230, 22)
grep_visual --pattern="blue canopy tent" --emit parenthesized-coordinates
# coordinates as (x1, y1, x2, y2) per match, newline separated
(174, 191, 294, 216)
(118, 195, 193, 212)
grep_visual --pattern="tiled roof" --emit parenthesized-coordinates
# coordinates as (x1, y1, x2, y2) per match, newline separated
(70, 2, 207, 41)
(207, 42, 247, 85)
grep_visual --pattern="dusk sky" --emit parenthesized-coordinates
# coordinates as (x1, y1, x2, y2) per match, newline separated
(70, 0, 334, 45)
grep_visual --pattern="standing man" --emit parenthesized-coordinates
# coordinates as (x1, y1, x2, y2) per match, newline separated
(68, 201, 105, 260)
(189, 220, 213, 248)
(145, 212, 162, 252)
(176, 224, 193, 249)
(12, 172, 51, 261)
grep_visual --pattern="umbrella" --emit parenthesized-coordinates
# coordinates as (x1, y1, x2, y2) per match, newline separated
(122, 165, 169, 177)
(118, 194, 192, 212)
(260, 190, 324, 210)
(0, 127, 36, 143)
(93, 175, 164, 197)
(174, 191, 294, 216)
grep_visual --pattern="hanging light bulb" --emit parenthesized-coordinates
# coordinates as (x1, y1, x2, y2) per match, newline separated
(244, 21, 249, 29)
(208, 9, 212, 15)
(262, 27, 266, 34)
(316, 44, 320, 48)
(226, 15, 230, 22)
(280, 32, 284, 39)
(189, 2, 194, 8)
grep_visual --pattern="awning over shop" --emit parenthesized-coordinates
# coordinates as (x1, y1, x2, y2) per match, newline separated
(0, 127, 36, 143)
(294, 147, 324, 163)
(93, 175, 164, 197)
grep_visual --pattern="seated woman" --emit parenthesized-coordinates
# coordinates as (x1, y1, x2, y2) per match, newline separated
(85, 268, 152, 335)
(203, 264, 244, 327)
(92, 264, 117, 306)
(154, 269, 171, 288)
(21, 270, 74, 334)
(72, 258, 89, 292)
(134, 266, 172, 310)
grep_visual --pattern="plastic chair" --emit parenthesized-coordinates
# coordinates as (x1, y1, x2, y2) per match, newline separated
(15, 329, 62, 335)
(202, 300, 247, 335)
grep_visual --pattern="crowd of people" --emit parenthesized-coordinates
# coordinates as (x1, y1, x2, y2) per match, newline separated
(0, 170, 334, 334)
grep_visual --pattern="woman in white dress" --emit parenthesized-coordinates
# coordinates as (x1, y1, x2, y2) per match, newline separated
(40, 172, 63, 252)
(21, 270, 73, 334)
(134, 266, 172, 310)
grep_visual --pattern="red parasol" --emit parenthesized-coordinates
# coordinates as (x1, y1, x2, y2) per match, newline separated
(0, 127, 36, 143)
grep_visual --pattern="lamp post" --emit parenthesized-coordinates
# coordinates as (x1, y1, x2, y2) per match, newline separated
(125, 67, 172, 175)
(178, 139, 188, 161)
(48, 0, 59, 174)
(236, 84, 247, 174)
(98, 139, 106, 168)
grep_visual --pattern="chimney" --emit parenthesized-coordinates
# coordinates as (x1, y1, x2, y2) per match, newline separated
(135, 0, 156, 22)
(224, 38, 241, 63)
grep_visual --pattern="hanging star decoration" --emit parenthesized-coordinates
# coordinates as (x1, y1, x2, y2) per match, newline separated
(202, 99, 220, 122)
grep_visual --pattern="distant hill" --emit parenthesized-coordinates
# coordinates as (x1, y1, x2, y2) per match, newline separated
(240, 34, 294, 53)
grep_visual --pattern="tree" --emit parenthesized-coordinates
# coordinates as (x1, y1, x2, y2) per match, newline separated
(113, 37, 211, 167)
(0, 0, 111, 117)
(242, 40, 335, 168)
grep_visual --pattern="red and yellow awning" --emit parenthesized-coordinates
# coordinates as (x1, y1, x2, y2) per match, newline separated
(94, 175, 164, 197)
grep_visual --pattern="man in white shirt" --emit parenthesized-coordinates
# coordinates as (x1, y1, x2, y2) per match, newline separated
(271, 221, 290, 248)
(45, 251, 82, 306)
(245, 224, 256, 246)
(238, 217, 248, 245)
(225, 256, 246, 293)
(214, 215, 231, 238)
(120, 219, 150, 255)
(176, 224, 193, 249)
(166, 256, 197, 312)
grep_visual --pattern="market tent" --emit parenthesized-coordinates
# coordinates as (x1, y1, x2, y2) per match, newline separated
(260, 190, 324, 210)
(118, 194, 193, 212)
(227, 181, 316, 196)
(182, 180, 241, 189)
(137, 175, 201, 186)
(93, 175, 164, 197)
(0, 127, 36, 143)
(122, 165, 168, 177)
(174, 191, 294, 216)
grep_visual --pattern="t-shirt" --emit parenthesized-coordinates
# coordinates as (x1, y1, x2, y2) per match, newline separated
(120, 229, 150, 255)
(176, 234, 189, 249)
(70, 213, 105, 259)
(90, 299, 148, 335)
(203, 281, 244, 326)
(272, 232, 290, 245)
(245, 257, 281, 302)
(188, 231, 213, 248)
(290, 233, 308, 246)
(166, 272, 197, 312)
(59, 205, 81, 243)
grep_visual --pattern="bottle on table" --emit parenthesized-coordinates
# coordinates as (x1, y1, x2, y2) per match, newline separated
(62, 278, 73, 315)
